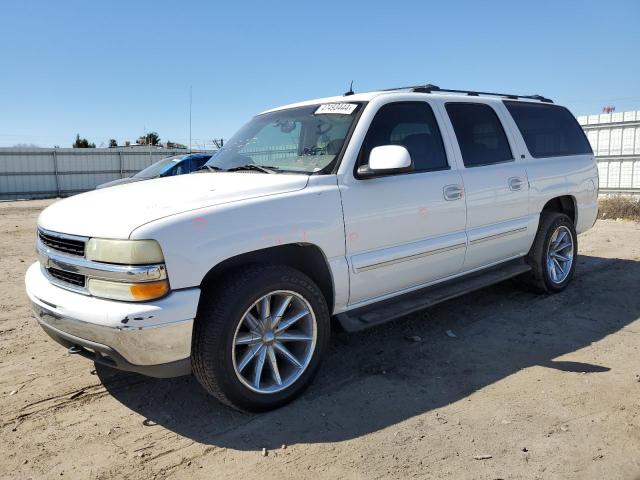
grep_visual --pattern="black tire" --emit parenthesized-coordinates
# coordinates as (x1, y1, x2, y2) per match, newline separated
(524, 212, 578, 293)
(192, 264, 330, 412)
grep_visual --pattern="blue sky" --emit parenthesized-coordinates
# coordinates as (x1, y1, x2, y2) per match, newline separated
(1, 0, 638, 148)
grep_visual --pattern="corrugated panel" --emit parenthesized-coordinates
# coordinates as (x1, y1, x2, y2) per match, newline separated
(56, 152, 120, 173)
(620, 161, 633, 188)
(0, 148, 211, 199)
(634, 161, 640, 189)
(607, 161, 621, 188)
(588, 114, 600, 125)
(0, 152, 54, 173)
(598, 130, 610, 156)
(611, 112, 624, 123)
(599, 113, 612, 123)
(610, 129, 623, 155)
(0, 173, 58, 195)
(622, 128, 636, 155)
(636, 129, 640, 155)
(122, 153, 160, 172)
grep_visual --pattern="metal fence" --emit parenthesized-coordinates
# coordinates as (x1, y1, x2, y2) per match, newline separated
(2, 123, 640, 200)
(578, 110, 640, 194)
(0, 147, 212, 200)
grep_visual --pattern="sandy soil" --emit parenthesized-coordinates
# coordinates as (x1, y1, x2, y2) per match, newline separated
(1, 199, 639, 480)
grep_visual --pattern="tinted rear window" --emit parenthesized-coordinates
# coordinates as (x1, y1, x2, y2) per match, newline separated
(445, 103, 513, 167)
(504, 101, 592, 158)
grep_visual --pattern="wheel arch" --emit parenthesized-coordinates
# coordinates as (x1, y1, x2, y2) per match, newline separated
(541, 195, 577, 225)
(199, 243, 335, 313)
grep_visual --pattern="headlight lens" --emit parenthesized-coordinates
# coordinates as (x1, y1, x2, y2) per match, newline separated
(86, 238, 164, 264)
(88, 278, 170, 302)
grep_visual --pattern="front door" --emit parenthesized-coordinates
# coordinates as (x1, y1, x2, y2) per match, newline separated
(339, 101, 467, 306)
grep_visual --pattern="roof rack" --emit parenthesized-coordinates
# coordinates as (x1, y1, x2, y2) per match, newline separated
(382, 84, 553, 103)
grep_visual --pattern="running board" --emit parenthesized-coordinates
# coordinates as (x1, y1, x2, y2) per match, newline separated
(336, 260, 531, 332)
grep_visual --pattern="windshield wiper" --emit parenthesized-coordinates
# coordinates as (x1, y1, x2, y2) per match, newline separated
(226, 164, 279, 174)
(196, 164, 223, 173)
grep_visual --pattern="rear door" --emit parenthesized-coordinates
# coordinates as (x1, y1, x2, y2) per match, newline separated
(442, 101, 533, 271)
(338, 100, 467, 306)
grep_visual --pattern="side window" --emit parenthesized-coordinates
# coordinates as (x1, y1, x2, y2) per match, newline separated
(191, 157, 208, 172)
(445, 103, 513, 167)
(173, 159, 189, 175)
(503, 101, 593, 158)
(359, 102, 449, 173)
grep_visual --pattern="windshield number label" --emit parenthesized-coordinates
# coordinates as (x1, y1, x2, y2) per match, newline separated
(314, 103, 358, 115)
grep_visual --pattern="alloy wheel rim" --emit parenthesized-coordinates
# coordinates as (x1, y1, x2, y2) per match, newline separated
(546, 225, 574, 284)
(232, 290, 317, 394)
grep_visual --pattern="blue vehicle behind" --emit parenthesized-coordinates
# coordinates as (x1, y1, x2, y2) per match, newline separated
(96, 153, 212, 189)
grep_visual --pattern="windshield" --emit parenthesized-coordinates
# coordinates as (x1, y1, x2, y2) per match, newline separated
(134, 156, 181, 178)
(205, 103, 362, 174)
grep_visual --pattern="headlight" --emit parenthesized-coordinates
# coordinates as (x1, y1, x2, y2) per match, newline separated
(86, 239, 164, 264)
(85, 238, 168, 301)
(88, 278, 170, 302)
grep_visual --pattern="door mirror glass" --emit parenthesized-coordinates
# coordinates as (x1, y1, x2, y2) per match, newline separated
(358, 145, 412, 177)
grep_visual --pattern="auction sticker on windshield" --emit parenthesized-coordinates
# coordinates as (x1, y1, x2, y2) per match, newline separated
(314, 103, 358, 115)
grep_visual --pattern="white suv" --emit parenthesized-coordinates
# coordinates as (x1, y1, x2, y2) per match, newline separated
(25, 85, 598, 411)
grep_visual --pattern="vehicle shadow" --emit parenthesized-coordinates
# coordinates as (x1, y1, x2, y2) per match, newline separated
(98, 254, 639, 451)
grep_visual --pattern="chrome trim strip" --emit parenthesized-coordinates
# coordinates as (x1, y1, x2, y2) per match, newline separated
(345, 254, 527, 311)
(469, 227, 527, 246)
(355, 242, 466, 273)
(37, 239, 167, 282)
(38, 227, 88, 244)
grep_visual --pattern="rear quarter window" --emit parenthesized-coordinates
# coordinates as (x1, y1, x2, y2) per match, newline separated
(503, 101, 593, 158)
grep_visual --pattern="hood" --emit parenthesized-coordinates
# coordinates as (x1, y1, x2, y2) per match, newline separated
(39, 172, 309, 238)
(95, 177, 143, 189)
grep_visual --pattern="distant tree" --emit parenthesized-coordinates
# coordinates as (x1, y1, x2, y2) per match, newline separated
(11, 143, 40, 148)
(72, 134, 96, 148)
(109, 139, 118, 148)
(166, 141, 187, 149)
(136, 132, 161, 146)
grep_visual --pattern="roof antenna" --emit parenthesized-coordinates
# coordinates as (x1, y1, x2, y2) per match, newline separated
(344, 80, 354, 96)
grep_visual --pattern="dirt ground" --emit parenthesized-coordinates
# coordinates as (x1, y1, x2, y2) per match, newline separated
(1, 199, 639, 480)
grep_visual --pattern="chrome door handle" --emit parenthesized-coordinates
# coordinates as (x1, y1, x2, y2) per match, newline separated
(508, 177, 526, 191)
(443, 184, 463, 201)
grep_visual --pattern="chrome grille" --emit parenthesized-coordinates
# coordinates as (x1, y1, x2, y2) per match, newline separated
(47, 267, 86, 288)
(38, 230, 85, 256)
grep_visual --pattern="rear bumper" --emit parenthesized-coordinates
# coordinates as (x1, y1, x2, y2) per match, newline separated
(25, 262, 200, 377)
(576, 203, 599, 234)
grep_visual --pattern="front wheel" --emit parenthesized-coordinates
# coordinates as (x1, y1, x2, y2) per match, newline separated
(192, 265, 330, 411)
(525, 212, 578, 293)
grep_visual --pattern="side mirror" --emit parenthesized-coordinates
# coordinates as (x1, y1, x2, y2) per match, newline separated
(357, 145, 412, 178)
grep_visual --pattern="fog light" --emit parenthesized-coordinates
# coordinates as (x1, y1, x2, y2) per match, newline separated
(88, 279, 169, 302)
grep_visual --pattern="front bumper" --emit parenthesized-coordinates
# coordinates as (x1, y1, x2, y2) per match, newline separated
(25, 262, 200, 377)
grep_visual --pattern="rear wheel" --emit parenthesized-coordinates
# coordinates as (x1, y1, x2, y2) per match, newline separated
(192, 265, 330, 411)
(525, 212, 577, 293)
